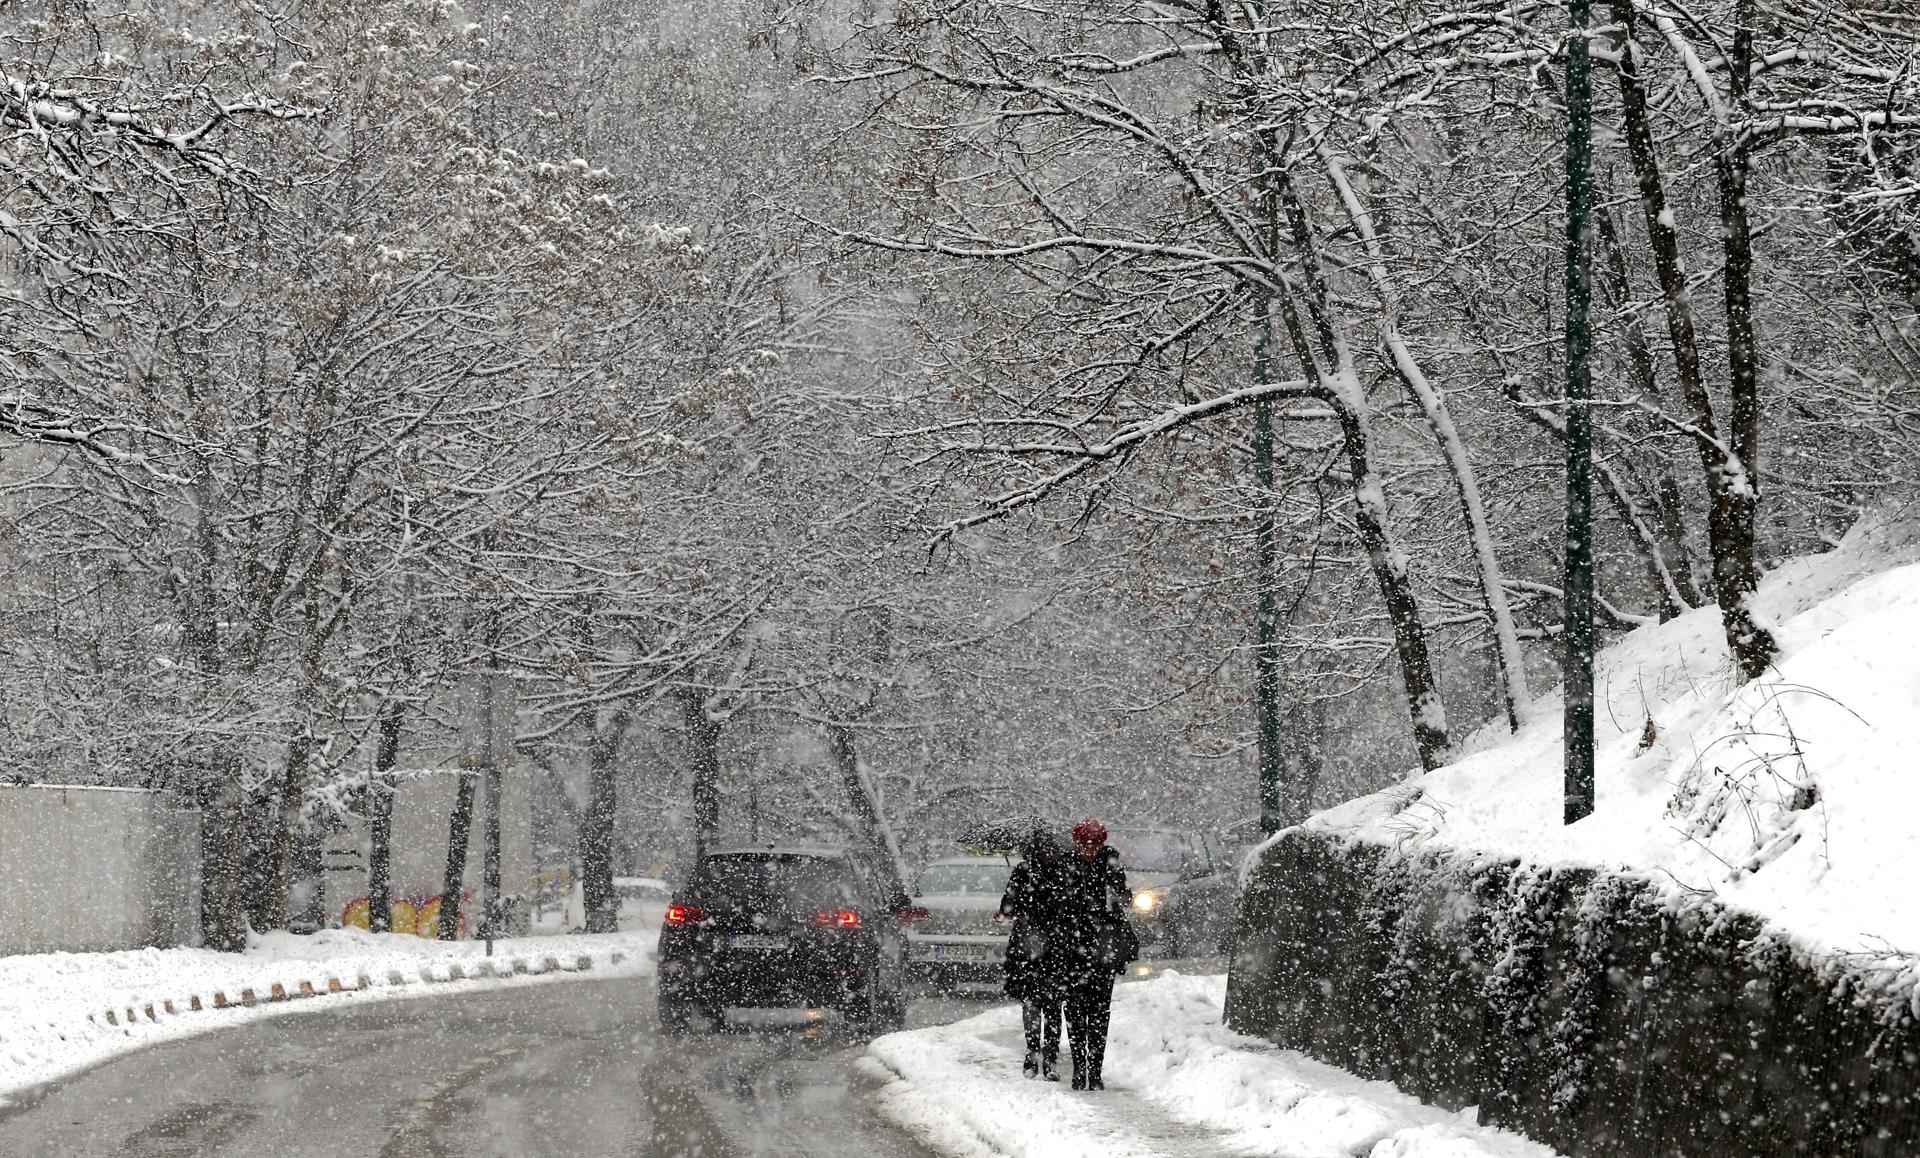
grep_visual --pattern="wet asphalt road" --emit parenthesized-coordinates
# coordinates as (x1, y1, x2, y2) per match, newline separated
(0, 975, 980, 1158)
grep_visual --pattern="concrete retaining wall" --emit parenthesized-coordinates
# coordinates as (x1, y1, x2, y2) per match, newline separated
(0, 786, 201, 954)
(1225, 828, 1920, 1157)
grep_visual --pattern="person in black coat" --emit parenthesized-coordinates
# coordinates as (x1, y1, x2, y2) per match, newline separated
(1059, 817, 1136, 1091)
(999, 830, 1072, 1080)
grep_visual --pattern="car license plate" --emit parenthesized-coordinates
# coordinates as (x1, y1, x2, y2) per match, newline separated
(932, 943, 994, 962)
(729, 934, 788, 951)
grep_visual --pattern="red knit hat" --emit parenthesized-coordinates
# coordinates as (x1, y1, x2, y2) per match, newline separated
(1072, 818, 1107, 846)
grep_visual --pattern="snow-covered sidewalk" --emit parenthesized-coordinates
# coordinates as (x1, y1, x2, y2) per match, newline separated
(862, 971, 1559, 1158)
(0, 927, 655, 1109)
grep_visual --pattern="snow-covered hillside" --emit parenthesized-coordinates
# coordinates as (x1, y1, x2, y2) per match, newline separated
(1309, 515, 1920, 961)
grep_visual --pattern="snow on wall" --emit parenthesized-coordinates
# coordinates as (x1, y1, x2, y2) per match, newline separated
(0, 785, 201, 954)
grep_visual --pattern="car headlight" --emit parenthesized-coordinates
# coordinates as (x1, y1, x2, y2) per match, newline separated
(1132, 888, 1167, 915)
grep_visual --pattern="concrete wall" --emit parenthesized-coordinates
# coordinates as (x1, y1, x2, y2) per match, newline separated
(0, 785, 201, 955)
(322, 767, 533, 937)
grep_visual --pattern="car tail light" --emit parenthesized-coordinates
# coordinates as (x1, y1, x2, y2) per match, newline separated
(894, 905, 931, 923)
(664, 904, 707, 925)
(812, 910, 860, 927)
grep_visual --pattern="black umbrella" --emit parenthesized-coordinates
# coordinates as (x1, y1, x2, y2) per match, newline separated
(956, 815, 1064, 857)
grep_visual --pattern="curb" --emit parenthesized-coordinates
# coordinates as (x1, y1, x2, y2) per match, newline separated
(89, 950, 630, 1029)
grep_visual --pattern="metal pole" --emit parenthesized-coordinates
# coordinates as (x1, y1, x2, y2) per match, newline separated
(1563, 0, 1597, 824)
(1250, 0, 1286, 837)
(1253, 297, 1285, 836)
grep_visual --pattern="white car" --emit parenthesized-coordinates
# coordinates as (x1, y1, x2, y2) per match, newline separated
(613, 876, 671, 931)
(551, 875, 672, 932)
(904, 855, 1018, 991)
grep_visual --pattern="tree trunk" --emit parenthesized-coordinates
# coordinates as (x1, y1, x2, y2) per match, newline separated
(582, 708, 630, 935)
(253, 727, 314, 932)
(1335, 400, 1452, 770)
(291, 825, 326, 932)
(367, 704, 403, 934)
(1611, 0, 1776, 677)
(1269, 176, 1451, 769)
(1320, 149, 1529, 728)
(198, 752, 250, 952)
(187, 463, 250, 951)
(679, 688, 722, 854)
(827, 721, 909, 904)
(437, 773, 478, 940)
(254, 595, 330, 933)
(1709, 0, 1777, 678)
(1593, 199, 1704, 619)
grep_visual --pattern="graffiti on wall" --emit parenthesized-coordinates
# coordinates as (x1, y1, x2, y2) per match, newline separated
(341, 891, 471, 939)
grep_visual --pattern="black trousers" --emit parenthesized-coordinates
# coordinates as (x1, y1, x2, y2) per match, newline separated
(1021, 996, 1062, 1063)
(1065, 977, 1114, 1080)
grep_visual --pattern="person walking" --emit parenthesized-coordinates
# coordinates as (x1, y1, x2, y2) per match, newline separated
(1059, 818, 1136, 1091)
(999, 829, 1072, 1080)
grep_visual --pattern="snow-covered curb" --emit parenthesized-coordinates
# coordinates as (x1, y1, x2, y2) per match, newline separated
(861, 972, 1558, 1158)
(0, 928, 656, 1110)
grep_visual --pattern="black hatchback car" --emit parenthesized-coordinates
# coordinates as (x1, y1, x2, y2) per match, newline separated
(655, 846, 919, 1034)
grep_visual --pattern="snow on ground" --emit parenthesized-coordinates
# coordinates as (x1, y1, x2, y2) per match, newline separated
(1308, 513, 1920, 961)
(862, 971, 1558, 1158)
(0, 927, 655, 1110)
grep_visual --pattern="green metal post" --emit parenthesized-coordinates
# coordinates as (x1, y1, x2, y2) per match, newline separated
(1250, 0, 1285, 835)
(1253, 294, 1284, 835)
(1563, 0, 1597, 824)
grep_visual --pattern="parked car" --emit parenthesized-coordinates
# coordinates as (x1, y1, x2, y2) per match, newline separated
(1106, 827, 1239, 956)
(612, 876, 670, 931)
(655, 845, 918, 1034)
(904, 855, 1019, 991)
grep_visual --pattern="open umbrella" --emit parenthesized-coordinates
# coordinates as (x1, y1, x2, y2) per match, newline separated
(956, 815, 1064, 857)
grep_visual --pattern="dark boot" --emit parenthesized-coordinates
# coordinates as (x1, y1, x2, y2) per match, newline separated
(1042, 1003, 1061, 1081)
(1066, 990, 1091, 1089)
(1084, 983, 1112, 1091)
(1023, 1051, 1040, 1078)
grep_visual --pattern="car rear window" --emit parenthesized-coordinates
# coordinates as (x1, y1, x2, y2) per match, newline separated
(915, 863, 1013, 894)
(687, 854, 862, 912)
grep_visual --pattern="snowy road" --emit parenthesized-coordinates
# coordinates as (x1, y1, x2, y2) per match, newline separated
(0, 974, 967, 1158)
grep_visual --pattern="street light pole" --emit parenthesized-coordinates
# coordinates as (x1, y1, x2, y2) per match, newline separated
(1253, 294, 1285, 836)
(1250, 0, 1286, 837)
(1563, 0, 1597, 824)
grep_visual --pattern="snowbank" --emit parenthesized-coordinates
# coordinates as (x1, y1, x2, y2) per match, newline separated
(1309, 515, 1920, 961)
(862, 971, 1557, 1158)
(0, 927, 655, 1109)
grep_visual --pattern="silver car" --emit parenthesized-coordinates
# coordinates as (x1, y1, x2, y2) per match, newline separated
(904, 855, 1018, 991)
(1108, 827, 1239, 957)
